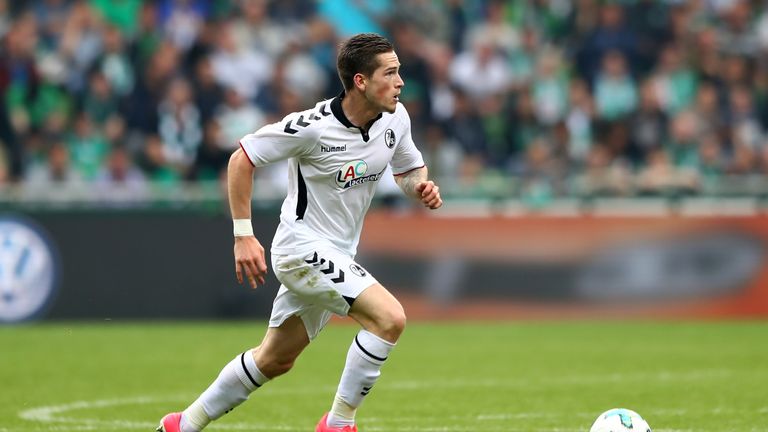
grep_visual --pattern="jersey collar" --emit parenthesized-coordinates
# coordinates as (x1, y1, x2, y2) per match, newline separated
(330, 91, 383, 142)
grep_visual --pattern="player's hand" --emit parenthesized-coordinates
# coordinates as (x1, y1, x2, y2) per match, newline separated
(416, 180, 443, 209)
(234, 236, 268, 289)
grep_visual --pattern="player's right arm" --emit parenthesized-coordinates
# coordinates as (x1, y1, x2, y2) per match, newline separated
(228, 147, 268, 289)
(228, 106, 322, 288)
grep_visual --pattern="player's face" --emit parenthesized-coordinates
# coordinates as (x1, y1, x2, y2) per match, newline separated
(364, 51, 404, 114)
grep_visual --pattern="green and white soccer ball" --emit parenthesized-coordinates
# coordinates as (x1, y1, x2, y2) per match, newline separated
(589, 408, 651, 432)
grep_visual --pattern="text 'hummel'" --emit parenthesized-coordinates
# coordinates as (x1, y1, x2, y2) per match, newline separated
(321, 144, 347, 153)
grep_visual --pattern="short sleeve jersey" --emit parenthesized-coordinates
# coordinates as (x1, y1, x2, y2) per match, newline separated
(239, 92, 425, 256)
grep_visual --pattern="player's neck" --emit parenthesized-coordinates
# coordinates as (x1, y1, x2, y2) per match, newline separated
(341, 92, 380, 131)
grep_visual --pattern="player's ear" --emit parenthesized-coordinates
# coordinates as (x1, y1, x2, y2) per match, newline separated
(353, 73, 367, 91)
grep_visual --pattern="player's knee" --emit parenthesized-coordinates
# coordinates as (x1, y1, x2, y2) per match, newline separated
(259, 356, 296, 378)
(255, 348, 299, 378)
(271, 358, 296, 377)
(379, 305, 406, 341)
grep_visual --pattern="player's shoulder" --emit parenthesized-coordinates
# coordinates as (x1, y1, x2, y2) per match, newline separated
(387, 102, 412, 128)
(279, 99, 335, 138)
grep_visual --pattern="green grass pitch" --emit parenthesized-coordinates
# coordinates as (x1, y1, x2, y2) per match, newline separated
(1, 321, 766, 431)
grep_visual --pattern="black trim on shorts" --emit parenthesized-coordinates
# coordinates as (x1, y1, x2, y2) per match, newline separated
(296, 164, 307, 220)
(240, 352, 261, 387)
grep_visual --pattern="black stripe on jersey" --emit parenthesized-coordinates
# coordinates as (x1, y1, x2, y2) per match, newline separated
(331, 92, 355, 128)
(240, 352, 261, 388)
(355, 335, 387, 362)
(284, 119, 299, 134)
(296, 115, 310, 127)
(296, 164, 308, 220)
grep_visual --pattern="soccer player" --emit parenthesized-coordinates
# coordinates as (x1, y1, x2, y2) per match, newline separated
(157, 33, 442, 432)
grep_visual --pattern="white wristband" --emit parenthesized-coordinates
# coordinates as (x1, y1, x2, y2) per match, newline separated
(233, 219, 254, 237)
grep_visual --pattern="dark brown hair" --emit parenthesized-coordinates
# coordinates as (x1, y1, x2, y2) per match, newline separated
(337, 33, 394, 91)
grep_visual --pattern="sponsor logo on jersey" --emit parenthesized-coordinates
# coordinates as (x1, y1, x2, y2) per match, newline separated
(321, 144, 347, 153)
(335, 160, 385, 189)
(384, 129, 396, 148)
(0, 217, 60, 323)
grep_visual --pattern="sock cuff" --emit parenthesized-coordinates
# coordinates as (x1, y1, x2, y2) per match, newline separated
(235, 350, 269, 391)
(353, 330, 395, 365)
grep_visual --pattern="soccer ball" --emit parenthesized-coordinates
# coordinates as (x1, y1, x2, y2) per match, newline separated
(589, 408, 651, 432)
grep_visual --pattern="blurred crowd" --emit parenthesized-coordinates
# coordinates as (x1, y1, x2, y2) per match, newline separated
(3, 0, 768, 202)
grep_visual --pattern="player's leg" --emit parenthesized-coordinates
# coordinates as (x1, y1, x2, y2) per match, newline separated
(269, 249, 396, 431)
(159, 314, 310, 432)
(348, 283, 406, 343)
(322, 282, 405, 430)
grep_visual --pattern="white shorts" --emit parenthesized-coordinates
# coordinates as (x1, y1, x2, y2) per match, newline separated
(269, 247, 378, 340)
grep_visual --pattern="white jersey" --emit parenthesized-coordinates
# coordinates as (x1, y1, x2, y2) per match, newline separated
(239, 93, 425, 256)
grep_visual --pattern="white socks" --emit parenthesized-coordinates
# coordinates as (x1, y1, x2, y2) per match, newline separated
(177, 332, 395, 431)
(180, 350, 269, 432)
(327, 330, 395, 428)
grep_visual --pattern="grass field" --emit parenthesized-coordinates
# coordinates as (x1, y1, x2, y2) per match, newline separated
(1, 321, 767, 432)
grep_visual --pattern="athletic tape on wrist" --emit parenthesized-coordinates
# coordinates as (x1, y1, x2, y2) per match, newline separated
(233, 219, 254, 237)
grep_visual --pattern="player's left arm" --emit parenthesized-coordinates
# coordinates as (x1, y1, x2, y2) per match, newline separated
(394, 166, 442, 209)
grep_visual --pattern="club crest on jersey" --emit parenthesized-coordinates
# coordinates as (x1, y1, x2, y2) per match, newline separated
(336, 160, 385, 189)
(384, 129, 396, 148)
(349, 263, 368, 277)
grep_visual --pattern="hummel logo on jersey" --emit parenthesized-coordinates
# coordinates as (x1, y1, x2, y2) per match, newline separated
(384, 128, 396, 148)
(304, 252, 345, 283)
(335, 160, 385, 189)
(284, 103, 331, 135)
(321, 144, 347, 153)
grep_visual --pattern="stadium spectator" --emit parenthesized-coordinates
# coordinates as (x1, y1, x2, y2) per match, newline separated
(191, 56, 224, 125)
(577, 143, 632, 197)
(449, 31, 511, 101)
(530, 48, 569, 126)
(636, 147, 699, 196)
(651, 44, 698, 115)
(628, 79, 668, 164)
(138, 133, 182, 185)
(507, 26, 537, 92)
(25, 139, 81, 186)
(577, 1, 638, 85)
(188, 119, 229, 181)
(66, 111, 108, 180)
(564, 78, 594, 164)
(594, 50, 638, 121)
(697, 133, 726, 189)
(83, 71, 119, 126)
(157, 76, 202, 172)
(508, 90, 543, 163)
(449, 88, 488, 182)
(464, 0, 521, 55)
(215, 88, 266, 152)
(727, 84, 763, 150)
(95, 24, 134, 96)
(94, 143, 147, 204)
(158, 0, 209, 53)
(209, 20, 272, 101)
(230, 0, 292, 58)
